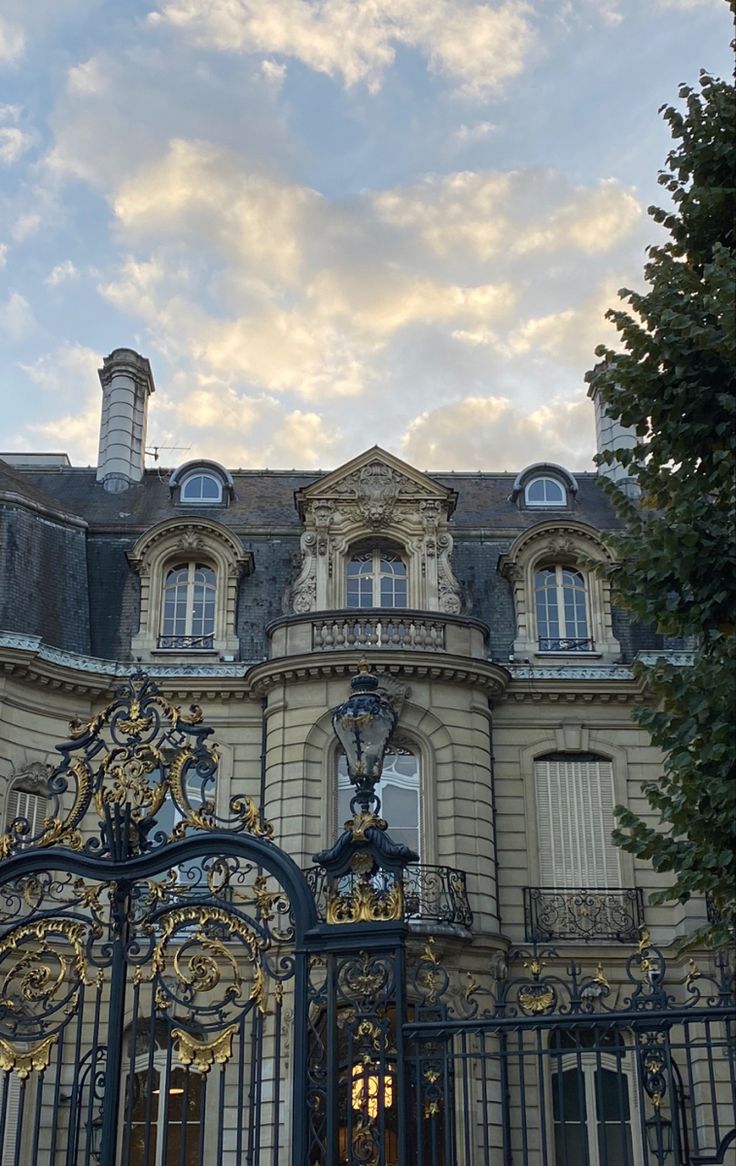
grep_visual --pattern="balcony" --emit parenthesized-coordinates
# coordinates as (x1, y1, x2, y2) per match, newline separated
(524, 887, 644, 943)
(268, 609, 490, 660)
(306, 863, 473, 931)
(157, 634, 214, 650)
(538, 637, 596, 653)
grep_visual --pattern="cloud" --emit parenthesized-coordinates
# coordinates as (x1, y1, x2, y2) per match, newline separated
(149, 0, 535, 97)
(151, 375, 344, 466)
(0, 291, 34, 340)
(44, 259, 79, 286)
(15, 345, 102, 463)
(373, 171, 641, 261)
(0, 243, 6, 269)
(0, 18, 24, 65)
(452, 121, 496, 147)
(11, 212, 41, 242)
(0, 126, 30, 164)
(401, 394, 595, 470)
(19, 343, 101, 395)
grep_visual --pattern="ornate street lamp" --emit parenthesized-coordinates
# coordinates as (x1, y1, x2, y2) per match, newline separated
(645, 1110, 673, 1160)
(331, 660, 397, 826)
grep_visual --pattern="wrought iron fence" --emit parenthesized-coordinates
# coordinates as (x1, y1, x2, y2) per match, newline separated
(524, 886, 645, 942)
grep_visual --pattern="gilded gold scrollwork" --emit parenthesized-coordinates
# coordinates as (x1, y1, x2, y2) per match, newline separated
(148, 905, 269, 1015)
(326, 879, 403, 925)
(172, 1023, 239, 1073)
(0, 918, 99, 1002)
(0, 1034, 58, 1079)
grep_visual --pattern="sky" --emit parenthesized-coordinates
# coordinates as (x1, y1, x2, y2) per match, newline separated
(0, 0, 732, 473)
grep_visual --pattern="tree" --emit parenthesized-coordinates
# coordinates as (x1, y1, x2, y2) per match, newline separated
(585, 60, 736, 946)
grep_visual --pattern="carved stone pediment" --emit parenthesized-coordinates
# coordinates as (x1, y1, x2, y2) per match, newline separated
(295, 446, 456, 519)
(289, 448, 462, 614)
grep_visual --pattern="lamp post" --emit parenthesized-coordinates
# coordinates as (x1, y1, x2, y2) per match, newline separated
(331, 660, 397, 828)
(645, 1111, 673, 1161)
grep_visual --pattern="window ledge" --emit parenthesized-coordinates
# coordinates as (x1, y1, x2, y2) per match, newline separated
(151, 649, 221, 659)
(534, 651, 602, 660)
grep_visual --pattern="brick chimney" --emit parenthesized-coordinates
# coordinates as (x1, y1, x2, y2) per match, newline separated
(96, 348, 155, 492)
(587, 380, 639, 496)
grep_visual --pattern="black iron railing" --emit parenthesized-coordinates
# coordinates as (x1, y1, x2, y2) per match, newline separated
(157, 634, 214, 650)
(538, 637, 595, 652)
(305, 863, 473, 930)
(524, 886, 644, 942)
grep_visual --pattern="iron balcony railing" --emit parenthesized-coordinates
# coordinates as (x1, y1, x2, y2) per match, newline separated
(305, 863, 473, 930)
(538, 637, 596, 652)
(524, 886, 644, 943)
(157, 634, 214, 650)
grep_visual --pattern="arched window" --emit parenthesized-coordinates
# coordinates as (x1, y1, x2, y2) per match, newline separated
(4, 764, 48, 849)
(159, 563, 216, 649)
(534, 753, 620, 888)
(180, 472, 223, 504)
(123, 1023, 204, 1166)
(535, 565, 591, 651)
(525, 476, 567, 506)
(346, 548, 407, 609)
(549, 1029, 641, 1166)
(337, 747, 420, 855)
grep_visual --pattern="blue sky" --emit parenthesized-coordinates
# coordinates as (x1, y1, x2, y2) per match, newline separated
(0, 0, 732, 471)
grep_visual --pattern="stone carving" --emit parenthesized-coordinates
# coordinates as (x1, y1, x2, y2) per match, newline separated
(9, 761, 49, 795)
(437, 534, 463, 615)
(345, 463, 402, 526)
(314, 502, 335, 555)
(177, 530, 204, 552)
(290, 532, 318, 614)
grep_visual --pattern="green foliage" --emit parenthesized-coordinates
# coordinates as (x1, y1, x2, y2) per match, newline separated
(585, 62, 736, 945)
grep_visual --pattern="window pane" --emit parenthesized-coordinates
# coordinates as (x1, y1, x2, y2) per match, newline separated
(527, 477, 565, 505)
(181, 473, 221, 501)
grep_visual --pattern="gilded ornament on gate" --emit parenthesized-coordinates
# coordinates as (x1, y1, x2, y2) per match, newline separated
(0, 1034, 57, 1078)
(326, 879, 403, 924)
(518, 983, 556, 1015)
(172, 1023, 239, 1073)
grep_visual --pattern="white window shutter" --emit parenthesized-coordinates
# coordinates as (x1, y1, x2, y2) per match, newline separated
(535, 757, 621, 888)
(5, 788, 45, 843)
(1, 1075, 22, 1166)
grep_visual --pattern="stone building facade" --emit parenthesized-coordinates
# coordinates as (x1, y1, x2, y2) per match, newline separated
(0, 348, 722, 1166)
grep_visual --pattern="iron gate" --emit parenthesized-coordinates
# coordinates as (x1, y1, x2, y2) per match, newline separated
(0, 671, 733, 1166)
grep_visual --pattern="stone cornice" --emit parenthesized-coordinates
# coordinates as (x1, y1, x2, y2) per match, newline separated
(0, 489, 87, 530)
(505, 662, 645, 702)
(247, 650, 510, 698)
(0, 633, 256, 699)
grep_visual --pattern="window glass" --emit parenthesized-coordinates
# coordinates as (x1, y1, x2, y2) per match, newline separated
(180, 473, 222, 503)
(346, 549, 407, 609)
(337, 748, 420, 855)
(535, 565, 590, 650)
(160, 563, 216, 648)
(551, 1049, 639, 1166)
(526, 477, 566, 506)
(127, 1064, 203, 1165)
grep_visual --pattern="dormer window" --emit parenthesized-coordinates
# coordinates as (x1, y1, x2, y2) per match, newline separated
(525, 476, 566, 507)
(170, 460, 233, 507)
(180, 471, 223, 504)
(511, 463, 577, 510)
